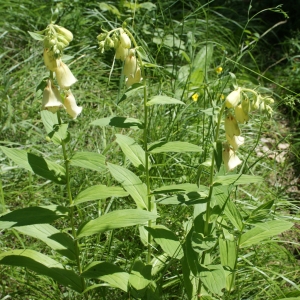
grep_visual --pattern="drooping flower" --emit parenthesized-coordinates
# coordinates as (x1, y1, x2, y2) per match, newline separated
(42, 79, 64, 113)
(43, 49, 61, 71)
(234, 104, 249, 124)
(115, 43, 129, 61)
(222, 143, 242, 172)
(120, 29, 131, 49)
(225, 87, 241, 108)
(123, 49, 137, 77)
(126, 67, 142, 87)
(64, 90, 82, 119)
(225, 113, 241, 138)
(54, 62, 77, 90)
(226, 133, 245, 151)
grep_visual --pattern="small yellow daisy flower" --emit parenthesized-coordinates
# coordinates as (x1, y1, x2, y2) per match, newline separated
(215, 66, 223, 74)
(192, 93, 199, 102)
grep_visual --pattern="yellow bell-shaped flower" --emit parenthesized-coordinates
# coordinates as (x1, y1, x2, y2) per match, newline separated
(64, 90, 82, 119)
(226, 133, 244, 151)
(42, 79, 64, 113)
(126, 67, 142, 88)
(225, 87, 241, 108)
(222, 143, 242, 172)
(225, 113, 241, 138)
(123, 49, 137, 77)
(54, 62, 77, 90)
(234, 104, 249, 124)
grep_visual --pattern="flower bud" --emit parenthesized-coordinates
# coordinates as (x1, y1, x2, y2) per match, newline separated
(222, 142, 242, 172)
(225, 87, 241, 108)
(126, 67, 142, 87)
(43, 49, 61, 71)
(123, 49, 137, 77)
(57, 35, 70, 47)
(241, 97, 250, 114)
(53, 25, 73, 42)
(251, 95, 262, 110)
(234, 104, 249, 124)
(120, 29, 131, 49)
(42, 79, 64, 113)
(54, 62, 77, 90)
(115, 45, 129, 61)
(224, 113, 240, 138)
(64, 90, 82, 119)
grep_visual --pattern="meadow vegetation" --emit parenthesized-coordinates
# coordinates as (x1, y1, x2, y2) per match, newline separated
(0, 1, 299, 299)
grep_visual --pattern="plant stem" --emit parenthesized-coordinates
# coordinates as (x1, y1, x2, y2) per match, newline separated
(57, 111, 86, 292)
(123, 28, 152, 263)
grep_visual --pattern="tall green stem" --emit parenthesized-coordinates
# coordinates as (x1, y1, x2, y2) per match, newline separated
(123, 28, 152, 263)
(57, 111, 86, 291)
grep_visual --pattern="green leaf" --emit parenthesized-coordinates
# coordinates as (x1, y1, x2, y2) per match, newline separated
(115, 134, 150, 170)
(200, 265, 226, 296)
(192, 233, 216, 253)
(213, 174, 263, 186)
(219, 238, 237, 291)
(240, 220, 293, 248)
(0, 205, 68, 229)
(129, 260, 152, 291)
(41, 110, 59, 134)
(90, 116, 143, 129)
(155, 191, 208, 205)
(70, 152, 106, 172)
(82, 261, 129, 292)
(118, 83, 144, 104)
(0, 249, 83, 292)
(146, 95, 185, 106)
(145, 225, 183, 259)
(149, 141, 201, 153)
(47, 123, 70, 145)
(214, 186, 243, 231)
(28, 31, 44, 41)
(14, 224, 75, 260)
(139, 2, 156, 10)
(0, 146, 66, 184)
(153, 183, 200, 193)
(77, 209, 157, 238)
(73, 185, 129, 206)
(107, 163, 148, 209)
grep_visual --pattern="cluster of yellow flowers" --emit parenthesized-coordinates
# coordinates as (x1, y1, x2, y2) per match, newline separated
(98, 29, 142, 88)
(222, 87, 274, 172)
(42, 24, 82, 119)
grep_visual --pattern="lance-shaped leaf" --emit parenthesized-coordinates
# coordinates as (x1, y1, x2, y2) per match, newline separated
(145, 225, 183, 259)
(118, 83, 144, 104)
(0, 249, 83, 292)
(91, 116, 143, 129)
(107, 163, 148, 209)
(82, 261, 129, 292)
(115, 134, 150, 170)
(213, 174, 263, 186)
(77, 209, 157, 238)
(148, 141, 201, 153)
(147, 95, 185, 106)
(0, 205, 68, 230)
(14, 224, 75, 260)
(0, 146, 66, 184)
(240, 220, 293, 248)
(70, 152, 106, 172)
(73, 185, 128, 206)
(214, 186, 243, 231)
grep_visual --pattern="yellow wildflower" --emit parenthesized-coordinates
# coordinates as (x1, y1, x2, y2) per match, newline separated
(216, 66, 223, 74)
(192, 93, 199, 102)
